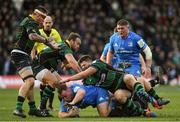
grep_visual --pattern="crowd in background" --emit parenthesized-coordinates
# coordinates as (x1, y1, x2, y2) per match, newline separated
(0, 0, 179, 84)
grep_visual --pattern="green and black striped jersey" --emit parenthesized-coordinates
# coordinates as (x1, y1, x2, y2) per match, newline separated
(14, 16, 40, 54)
(84, 60, 125, 93)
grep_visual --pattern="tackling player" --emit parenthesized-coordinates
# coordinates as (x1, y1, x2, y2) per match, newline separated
(32, 15, 62, 110)
(60, 55, 158, 116)
(32, 32, 82, 113)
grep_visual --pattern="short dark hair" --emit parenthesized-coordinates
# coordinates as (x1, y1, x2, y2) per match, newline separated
(78, 55, 92, 65)
(57, 83, 67, 94)
(67, 32, 81, 41)
(117, 19, 129, 26)
(35, 5, 49, 14)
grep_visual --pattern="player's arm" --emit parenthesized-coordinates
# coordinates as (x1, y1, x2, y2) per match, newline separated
(61, 67, 97, 83)
(106, 49, 114, 65)
(143, 45, 152, 68)
(31, 45, 37, 59)
(137, 38, 152, 78)
(106, 37, 114, 65)
(65, 53, 81, 73)
(69, 88, 86, 105)
(100, 55, 106, 62)
(58, 100, 79, 118)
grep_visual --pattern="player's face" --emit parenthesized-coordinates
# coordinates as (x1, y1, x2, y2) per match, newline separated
(61, 88, 74, 102)
(80, 61, 90, 71)
(116, 25, 129, 38)
(36, 13, 46, 24)
(43, 17, 53, 31)
(72, 38, 81, 52)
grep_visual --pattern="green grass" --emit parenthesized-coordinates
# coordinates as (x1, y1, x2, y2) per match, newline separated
(0, 86, 180, 121)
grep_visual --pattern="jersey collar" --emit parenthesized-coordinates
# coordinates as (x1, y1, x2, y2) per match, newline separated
(65, 40, 72, 48)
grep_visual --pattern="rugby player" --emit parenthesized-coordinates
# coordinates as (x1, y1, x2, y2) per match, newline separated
(11, 6, 59, 118)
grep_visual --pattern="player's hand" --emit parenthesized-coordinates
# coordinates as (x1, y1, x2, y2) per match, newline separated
(143, 66, 151, 78)
(69, 106, 79, 117)
(60, 78, 70, 84)
(45, 37, 60, 50)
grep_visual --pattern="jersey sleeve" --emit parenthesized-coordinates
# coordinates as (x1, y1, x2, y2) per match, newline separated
(71, 84, 85, 93)
(109, 35, 114, 53)
(59, 44, 73, 56)
(90, 60, 102, 71)
(136, 35, 147, 50)
(25, 21, 39, 34)
(101, 44, 109, 57)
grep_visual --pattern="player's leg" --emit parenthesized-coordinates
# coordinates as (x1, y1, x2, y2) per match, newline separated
(138, 77, 170, 108)
(123, 74, 153, 105)
(96, 88, 111, 117)
(11, 51, 36, 118)
(48, 70, 62, 110)
(97, 102, 110, 117)
(114, 89, 143, 116)
(40, 83, 46, 101)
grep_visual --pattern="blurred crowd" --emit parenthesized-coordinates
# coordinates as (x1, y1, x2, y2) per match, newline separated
(0, 0, 179, 84)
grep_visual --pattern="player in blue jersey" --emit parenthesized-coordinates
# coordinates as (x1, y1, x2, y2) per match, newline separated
(100, 43, 119, 68)
(106, 19, 169, 108)
(58, 83, 156, 118)
(58, 84, 111, 117)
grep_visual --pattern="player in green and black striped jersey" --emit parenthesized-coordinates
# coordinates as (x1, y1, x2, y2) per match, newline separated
(61, 55, 158, 117)
(10, 6, 60, 118)
(31, 32, 82, 112)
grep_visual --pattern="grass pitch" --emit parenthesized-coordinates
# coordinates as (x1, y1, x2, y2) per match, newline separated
(0, 85, 180, 122)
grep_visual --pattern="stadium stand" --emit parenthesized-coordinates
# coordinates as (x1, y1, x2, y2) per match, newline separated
(0, 0, 179, 84)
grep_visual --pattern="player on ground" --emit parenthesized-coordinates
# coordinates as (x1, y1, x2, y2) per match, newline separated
(58, 84, 111, 118)
(11, 6, 59, 118)
(60, 55, 158, 116)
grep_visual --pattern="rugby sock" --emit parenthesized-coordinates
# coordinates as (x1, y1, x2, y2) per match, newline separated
(149, 79, 158, 87)
(134, 82, 150, 103)
(48, 91, 55, 108)
(147, 88, 160, 100)
(28, 101, 37, 111)
(16, 96, 25, 110)
(134, 82, 145, 92)
(40, 84, 46, 100)
(123, 98, 143, 115)
(40, 85, 54, 109)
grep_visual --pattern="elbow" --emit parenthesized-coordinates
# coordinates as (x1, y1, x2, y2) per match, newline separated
(29, 33, 36, 40)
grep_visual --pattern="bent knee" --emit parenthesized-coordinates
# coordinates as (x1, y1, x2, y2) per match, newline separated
(24, 77, 35, 86)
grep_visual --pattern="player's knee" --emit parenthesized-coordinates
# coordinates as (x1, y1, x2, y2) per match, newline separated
(24, 77, 35, 87)
(99, 111, 109, 117)
(124, 74, 134, 81)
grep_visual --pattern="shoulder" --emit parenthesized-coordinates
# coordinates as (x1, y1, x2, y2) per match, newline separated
(110, 32, 118, 39)
(129, 31, 142, 41)
(51, 28, 59, 33)
(104, 43, 110, 49)
(71, 84, 85, 93)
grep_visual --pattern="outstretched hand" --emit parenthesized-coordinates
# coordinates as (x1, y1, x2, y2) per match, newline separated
(60, 78, 70, 84)
(45, 37, 60, 50)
